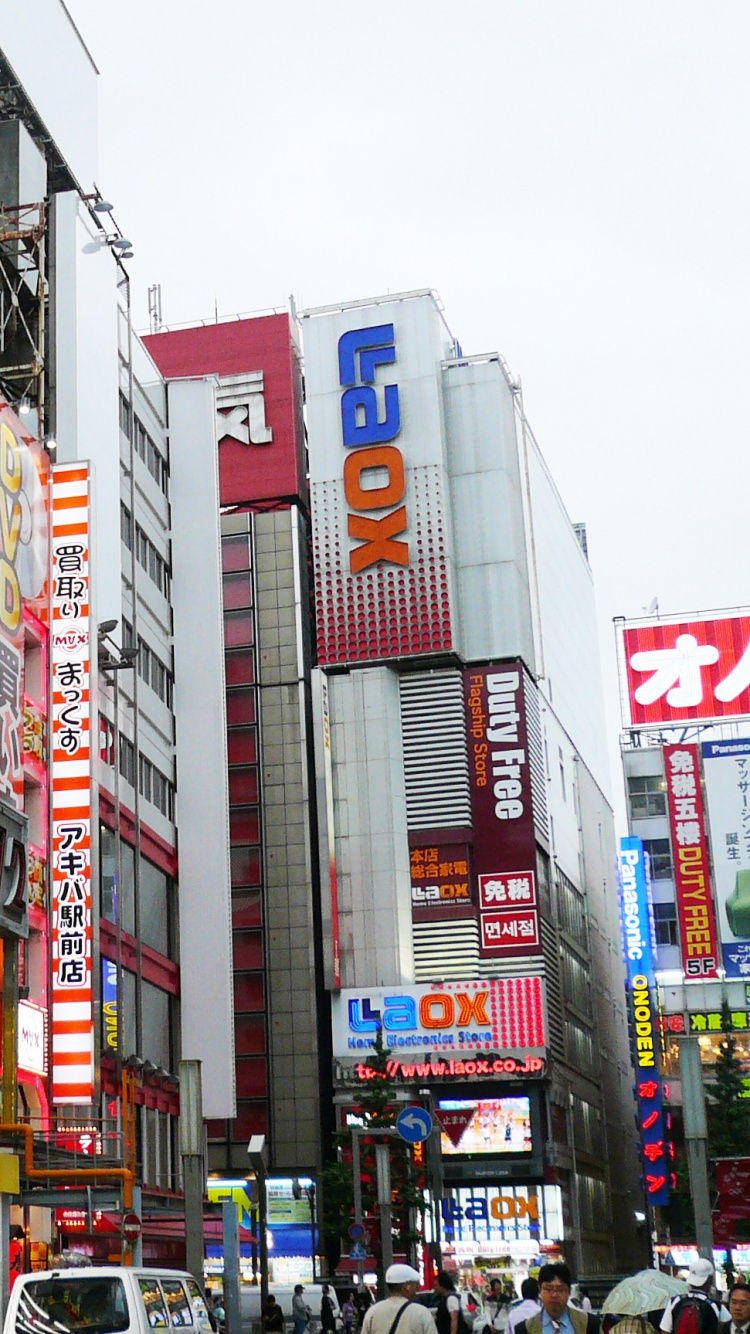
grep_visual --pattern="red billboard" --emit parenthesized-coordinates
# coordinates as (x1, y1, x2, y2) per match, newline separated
(464, 663, 541, 959)
(619, 612, 750, 728)
(144, 314, 306, 507)
(663, 743, 720, 979)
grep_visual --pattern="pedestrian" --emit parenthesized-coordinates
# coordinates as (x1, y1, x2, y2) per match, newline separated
(343, 1292, 357, 1334)
(728, 1284, 750, 1334)
(514, 1262, 599, 1334)
(356, 1288, 374, 1331)
(660, 1260, 729, 1334)
(264, 1297, 285, 1334)
(508, 1281, 541, 1334)
(360, 1264, 436, 1334)
(323, 1287, 338, 1334)
(293, 1285, 313, 1334)
(484, 1281, 506, 1332)
(435, 1272, 462, 1334)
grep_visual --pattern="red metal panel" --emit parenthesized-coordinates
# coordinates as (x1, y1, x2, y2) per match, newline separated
(622, 613, 750, 727)
(144, 315, 306, 507)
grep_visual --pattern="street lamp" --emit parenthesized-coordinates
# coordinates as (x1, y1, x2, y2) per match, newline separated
(248, 1137, 268, 1315)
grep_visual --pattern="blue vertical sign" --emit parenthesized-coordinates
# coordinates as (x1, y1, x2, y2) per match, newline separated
(101, 958, 118, 1057)
(619, 837, 671, 1208)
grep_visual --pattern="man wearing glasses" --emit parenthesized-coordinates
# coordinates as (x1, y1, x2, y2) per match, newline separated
(514, 1264, 599, 1334)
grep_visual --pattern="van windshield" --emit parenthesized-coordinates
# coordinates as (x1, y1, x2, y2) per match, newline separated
(17, 1277, 130, 1334)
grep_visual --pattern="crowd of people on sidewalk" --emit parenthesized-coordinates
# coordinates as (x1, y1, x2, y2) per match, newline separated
(248, 1255, 750, 1334)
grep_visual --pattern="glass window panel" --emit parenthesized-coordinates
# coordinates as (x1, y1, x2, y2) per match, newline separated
(230, 809, 260, 846)
(139, 1279, 169, 1328)
(231, 1102, 268, 1142)
(100, 823, 116, 925)
(233, 930, 263, 970)
(225, 651, 254, 688)
(229, 768, 259, 805)
(142, 980, 171, 1069)
(222, 534, 251, 573)
(224, 610, 254, 649)
(235, 1014, 266, 1056)
(121, 841, 136, 937)
(226, 691, 256, 727)
(234, 973, 264, 1012)
(231, 846, 261, 887)
(232, 889, 262, 928)
(236, 1057, 268, 1099)
(140, 856, 170, 957)
(122, 968, 137, 1061)
(222, 573, 253, 611)
(227, 729, 257, 766)
(160, 1281, 193, 1327)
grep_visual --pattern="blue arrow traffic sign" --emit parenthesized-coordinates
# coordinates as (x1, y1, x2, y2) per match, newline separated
(349, 1242, 367, 1260)
(396, 1106, 433, 1144)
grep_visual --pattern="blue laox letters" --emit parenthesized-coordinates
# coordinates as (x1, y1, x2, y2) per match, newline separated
(338, 324, 401, 446)
(348, 994, 417, 1032)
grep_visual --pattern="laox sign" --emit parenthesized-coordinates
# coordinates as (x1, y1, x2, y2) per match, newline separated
(350, 990, 490, 1033)
(339, 324, 409, 573)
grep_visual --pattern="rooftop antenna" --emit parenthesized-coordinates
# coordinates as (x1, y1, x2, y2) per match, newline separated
(214, 296, 218, 324)
(642, 596, 659, 616)
(147, 283, 162, 334)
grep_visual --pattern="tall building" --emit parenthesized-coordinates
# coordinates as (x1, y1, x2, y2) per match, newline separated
(618, 607, 750, 1267)
(302, 291, 644, 1278)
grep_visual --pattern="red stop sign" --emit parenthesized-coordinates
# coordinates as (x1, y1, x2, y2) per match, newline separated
(122, 1213, 141, 1241)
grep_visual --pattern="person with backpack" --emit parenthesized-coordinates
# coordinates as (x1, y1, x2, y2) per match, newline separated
(435, 1272, 463, 1334)
(660, 1260, 729, 1334)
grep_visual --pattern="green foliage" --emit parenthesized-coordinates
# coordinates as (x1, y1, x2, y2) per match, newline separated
(706, 1001, 750, 1159)
(320, 1028, 427, 1278)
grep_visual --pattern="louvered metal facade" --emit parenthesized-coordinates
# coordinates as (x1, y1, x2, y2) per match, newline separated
(524, 671, 549, 844)
(412, 917, 480, 981)
(399, 670, 471, 829)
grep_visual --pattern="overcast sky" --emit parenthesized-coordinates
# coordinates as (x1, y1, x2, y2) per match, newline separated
(66, 0, 750, 820)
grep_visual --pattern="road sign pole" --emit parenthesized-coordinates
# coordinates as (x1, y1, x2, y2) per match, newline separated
(375, 1143, 393, 1276)
(352, 1128, 365, 1287)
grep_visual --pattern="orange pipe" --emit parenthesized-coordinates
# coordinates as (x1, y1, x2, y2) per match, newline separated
(0, 1122, 134, 1209)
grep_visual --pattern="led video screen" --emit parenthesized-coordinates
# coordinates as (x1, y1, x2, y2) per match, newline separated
(438, 1097, 532, 1156)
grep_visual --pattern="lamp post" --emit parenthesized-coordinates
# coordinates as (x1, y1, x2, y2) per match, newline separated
(248, 1137, 268, 1318)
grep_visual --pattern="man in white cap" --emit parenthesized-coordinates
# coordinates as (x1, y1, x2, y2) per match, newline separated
(361, 1265, 435, 1334)
(660, 1259, 729, 1334)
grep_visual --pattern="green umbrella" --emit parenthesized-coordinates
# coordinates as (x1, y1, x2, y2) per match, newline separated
(602, 1271, 687, 1316)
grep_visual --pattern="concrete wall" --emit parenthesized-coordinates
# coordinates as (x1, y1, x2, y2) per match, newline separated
(256, 507, 322, 1172)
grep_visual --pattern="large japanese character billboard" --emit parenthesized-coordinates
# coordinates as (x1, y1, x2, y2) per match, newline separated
(663, 743, 720, 980)
(617, 610, 750, 729)
(302, 295, 456, 666)
(702, 739, 750, 977)
(50, 463, 93, 1105)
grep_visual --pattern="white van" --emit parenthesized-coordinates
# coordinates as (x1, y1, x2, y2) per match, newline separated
(239, 1283, 329, 1331)
(4, 1266, 214, 1334)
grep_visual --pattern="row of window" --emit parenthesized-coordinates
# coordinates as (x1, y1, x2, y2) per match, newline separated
(101, 822, 174, 957)
(556, 867, 589, 948)
(559, 942, 593, 1020)
(565, 1016, 596, 1073)
(121, 504, 171, 599)
(122, 619, 174, 707)
(118, 734, 175, 821)
(119, 391, 169, 496)
(571, 1095, 605, 1159)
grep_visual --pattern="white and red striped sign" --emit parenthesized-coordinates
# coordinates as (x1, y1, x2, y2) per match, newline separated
(50, 464, 93, 1104)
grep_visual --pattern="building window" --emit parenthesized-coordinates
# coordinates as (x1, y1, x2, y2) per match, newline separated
(121, 503, 132, 551)
(134, 415, 169, 496)
(556, 868, 588, 948)
(653, 900, 678, 946)
(134, 523, 171, 598)
(560, 942, 592, 1019)
(138, 636, 173, 708)
(559, 747, 566, 801)
(119, 734, 136, 787)
(139, 754, 175, 821)
(140, 856, 171, 957)
(628, 774, 667, 819)
(565, 1017, 596, 1073)
(642, 838, 673, 880)
(119, 392, 130, 437)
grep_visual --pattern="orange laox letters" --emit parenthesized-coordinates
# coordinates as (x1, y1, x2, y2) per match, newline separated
(344, 445, 405, 509)
(456, 992, 490, 1026)
(348, 506, 409, 573)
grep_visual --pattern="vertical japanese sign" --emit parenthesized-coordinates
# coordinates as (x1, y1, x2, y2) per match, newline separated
(702, 739, 750, 977)
(464, 662, 541, 959)
(663, 743, 720, 979)
(619, 837, 670, 1207)
(51, 463, 93, 1104)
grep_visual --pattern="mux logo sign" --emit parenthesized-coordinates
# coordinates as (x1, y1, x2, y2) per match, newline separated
(338, 324, 409, 573)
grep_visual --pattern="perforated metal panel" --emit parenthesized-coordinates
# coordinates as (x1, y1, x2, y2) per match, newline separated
(400, 670, 471, 829)
(524, 672, 549, 842)
(412, 917, 480, 981)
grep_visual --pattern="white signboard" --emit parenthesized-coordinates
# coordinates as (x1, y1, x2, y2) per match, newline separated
(18, 1000, 46, 1075)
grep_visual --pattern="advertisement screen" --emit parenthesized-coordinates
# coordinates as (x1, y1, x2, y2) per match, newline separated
(438, 1097, 532, 1156)
(702, 739, 750, 977)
